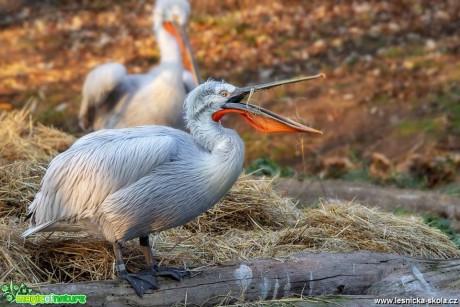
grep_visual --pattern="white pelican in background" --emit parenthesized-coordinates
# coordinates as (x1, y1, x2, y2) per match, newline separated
(79, 0, 202, 131)
(23, 74, 324, 297)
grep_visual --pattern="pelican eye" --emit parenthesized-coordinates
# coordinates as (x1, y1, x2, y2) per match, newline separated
(219, 90, 230, 98)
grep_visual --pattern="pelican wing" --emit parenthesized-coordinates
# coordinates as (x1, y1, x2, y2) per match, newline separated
(79, 63, 127, 131)
(23, 126, 185, 237)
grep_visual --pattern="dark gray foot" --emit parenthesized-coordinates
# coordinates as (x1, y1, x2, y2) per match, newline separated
(143, 264, 190, 281)
(120, 271, 158, 297)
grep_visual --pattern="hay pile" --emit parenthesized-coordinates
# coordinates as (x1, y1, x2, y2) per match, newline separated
(0, 109, 75, 218)
(1, 109, 459, 285)
(0, 109, 74, 163)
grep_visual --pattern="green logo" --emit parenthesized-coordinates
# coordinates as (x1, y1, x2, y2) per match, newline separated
(1, 281, 33, 303)
(1, 281, 86, 305)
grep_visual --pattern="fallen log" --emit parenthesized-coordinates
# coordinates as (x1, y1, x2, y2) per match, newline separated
(34, 251, 460, 306)
(275, 178, 460, 223)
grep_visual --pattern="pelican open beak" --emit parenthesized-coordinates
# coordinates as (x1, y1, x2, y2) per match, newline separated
(163, 21, 203, 85)
(212, 74, 325, 134)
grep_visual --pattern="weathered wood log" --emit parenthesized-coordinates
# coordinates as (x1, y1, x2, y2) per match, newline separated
(35, 251, 460, 306)
(275, 178, 460, 223)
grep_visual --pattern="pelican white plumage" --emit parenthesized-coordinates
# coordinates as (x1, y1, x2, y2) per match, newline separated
(79, 0, 201, 131)
(23, 74, 324, 297)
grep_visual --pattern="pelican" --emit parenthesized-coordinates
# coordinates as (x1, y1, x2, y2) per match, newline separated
(23, 74, 324, 297)
(78, 0, 202, 131)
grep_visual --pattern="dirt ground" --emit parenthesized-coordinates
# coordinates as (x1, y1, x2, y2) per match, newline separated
(1, 0, 459, 191)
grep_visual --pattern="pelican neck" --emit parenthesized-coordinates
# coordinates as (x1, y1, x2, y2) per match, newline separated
(156, 25, 183, 65)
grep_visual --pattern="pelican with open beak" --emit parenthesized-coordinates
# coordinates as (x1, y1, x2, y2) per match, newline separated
(213, 74, 324, 134)
(24, 73, 324, 297)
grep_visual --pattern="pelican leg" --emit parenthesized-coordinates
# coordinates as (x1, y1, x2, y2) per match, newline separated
(113, 242, 158, 297)
(139, 235, 155, 267)
(139, 235, 190, 281)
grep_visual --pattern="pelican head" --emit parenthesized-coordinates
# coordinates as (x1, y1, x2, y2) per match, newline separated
(153, 0, 190, 30)
(185, 74, 325, 135)
(153, 0, 201, 84)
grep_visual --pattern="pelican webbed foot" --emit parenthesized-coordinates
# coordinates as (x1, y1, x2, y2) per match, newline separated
(113, 242, 158, 297)
(118, 268, 158, 297)
(142, 264, 190, 281)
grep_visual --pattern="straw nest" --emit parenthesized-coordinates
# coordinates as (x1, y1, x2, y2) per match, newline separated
(0, 109, 75, 163)
(0, 109, 75, 217)
(1, 109, 459, 285)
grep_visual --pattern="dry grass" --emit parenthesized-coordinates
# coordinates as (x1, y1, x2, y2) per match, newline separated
(1, 109, 459, 286)
(0, 109, 74, 163)
(276, 203, 459, 259)
(183, 176, 300, 234)
(0, 109, 74, 218)
(0, 160, 45, 217)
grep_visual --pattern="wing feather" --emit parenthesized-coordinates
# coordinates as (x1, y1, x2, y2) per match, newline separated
(79, 63, 127, 131)
(23, 127, 182, 237)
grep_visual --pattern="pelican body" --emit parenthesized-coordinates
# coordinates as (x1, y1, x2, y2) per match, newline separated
(23, 75, 324, 296)
(79, 0, 201, 131)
